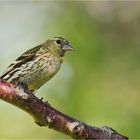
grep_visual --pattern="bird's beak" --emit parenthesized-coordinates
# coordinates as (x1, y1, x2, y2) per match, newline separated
(62, 45, 73, 51)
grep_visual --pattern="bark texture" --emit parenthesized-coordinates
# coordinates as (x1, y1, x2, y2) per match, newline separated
(0, 79, 128, 139)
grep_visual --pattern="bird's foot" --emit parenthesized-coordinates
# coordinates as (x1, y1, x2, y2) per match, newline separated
(16, 82, 32, 94)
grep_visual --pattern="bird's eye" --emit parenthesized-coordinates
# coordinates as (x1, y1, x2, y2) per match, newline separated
(56, 39, 61, 44)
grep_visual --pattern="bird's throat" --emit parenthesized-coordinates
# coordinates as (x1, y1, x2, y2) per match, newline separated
(60, 50, 65, 57)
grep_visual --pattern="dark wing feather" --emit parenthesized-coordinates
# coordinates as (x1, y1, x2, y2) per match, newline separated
(1, 44, 42, 79)
(16, 44, 42, 61)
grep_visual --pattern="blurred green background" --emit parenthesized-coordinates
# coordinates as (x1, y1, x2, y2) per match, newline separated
(0, 1, 140, 139)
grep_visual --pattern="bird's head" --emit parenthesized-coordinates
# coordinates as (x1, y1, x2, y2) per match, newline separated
(44, 37, 73, 57)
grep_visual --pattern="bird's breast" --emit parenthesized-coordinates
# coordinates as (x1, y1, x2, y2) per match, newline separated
(39, 55, 61, 75)
(27, 55, 62, 91)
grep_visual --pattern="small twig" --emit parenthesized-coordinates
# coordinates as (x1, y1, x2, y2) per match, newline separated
(0, 79, 128, 139)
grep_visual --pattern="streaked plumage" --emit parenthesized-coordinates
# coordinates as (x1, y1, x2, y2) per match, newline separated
(1, 37, 73, 93)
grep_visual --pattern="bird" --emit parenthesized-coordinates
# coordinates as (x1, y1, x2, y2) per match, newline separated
(0, 37, 73, 93)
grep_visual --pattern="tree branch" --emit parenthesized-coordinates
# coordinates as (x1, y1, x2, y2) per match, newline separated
(0, 79, 128, 139)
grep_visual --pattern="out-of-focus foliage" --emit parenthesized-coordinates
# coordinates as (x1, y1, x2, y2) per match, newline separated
(0, 1, 140, 139)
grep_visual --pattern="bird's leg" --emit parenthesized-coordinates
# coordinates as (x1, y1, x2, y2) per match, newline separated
(17, 82, 32, 94)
